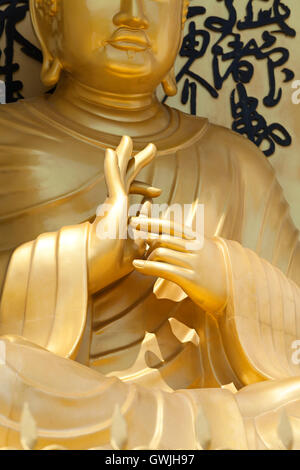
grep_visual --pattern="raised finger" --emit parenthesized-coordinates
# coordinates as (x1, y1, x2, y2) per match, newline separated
(104, 149, 123, 198)
(126, 144, 157, 192)
(116, 136, 133, 180)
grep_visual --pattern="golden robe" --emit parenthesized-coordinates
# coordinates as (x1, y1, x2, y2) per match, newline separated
(0, 96, 299, 449)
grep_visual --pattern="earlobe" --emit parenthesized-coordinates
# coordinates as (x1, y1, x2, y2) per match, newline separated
(162, 68, 177, 97)
(162, 0, 189, 97)
(182, 0, 190, 28)
(161, 1, 188, 97)
(30, 1, 62, 87)
(41, 55, 62, 87)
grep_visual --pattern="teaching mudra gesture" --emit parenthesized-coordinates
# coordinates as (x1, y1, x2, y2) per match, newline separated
(0, 0, 300, 450)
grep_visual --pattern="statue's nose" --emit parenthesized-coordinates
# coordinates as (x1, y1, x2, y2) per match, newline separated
(113, 0, 149, 29)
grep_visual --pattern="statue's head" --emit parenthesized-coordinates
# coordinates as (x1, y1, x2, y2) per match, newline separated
(30, 0, 190, 97)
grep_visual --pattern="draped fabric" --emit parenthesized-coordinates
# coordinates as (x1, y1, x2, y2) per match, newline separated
(0, 224, 89, 359)
(0, 336, 247, 449)
(0, 98, 299, 448)
(218, 238, 300, 384)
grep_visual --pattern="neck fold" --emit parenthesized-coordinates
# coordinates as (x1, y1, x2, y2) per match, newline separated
(48, 74, 171, 137)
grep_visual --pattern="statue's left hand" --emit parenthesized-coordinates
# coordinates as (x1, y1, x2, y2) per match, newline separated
(131, 218, 229, 313)
(88, 136, 161, 294)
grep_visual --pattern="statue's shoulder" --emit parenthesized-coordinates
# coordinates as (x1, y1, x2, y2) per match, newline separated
(175, 109, 208, 138)
(168, 110, 274, 183)
(174, 109, 269, 163)
(0, 97, 103, 250)
(0, 97, 53, 141)
(194, 119, 276, 182)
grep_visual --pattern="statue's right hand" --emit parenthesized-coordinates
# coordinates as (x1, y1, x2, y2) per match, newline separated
(88, 136, 160, 294)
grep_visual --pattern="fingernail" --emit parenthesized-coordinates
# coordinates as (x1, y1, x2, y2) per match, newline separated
(133, 260, 145, 268)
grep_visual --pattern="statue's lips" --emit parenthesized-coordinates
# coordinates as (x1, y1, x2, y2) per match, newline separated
(107, 28, 150, 52)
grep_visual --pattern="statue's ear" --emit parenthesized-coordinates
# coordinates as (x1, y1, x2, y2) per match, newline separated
(29, 0, 62, 87)
(182, 0, 190, 29)
(162, 0, 190, 97)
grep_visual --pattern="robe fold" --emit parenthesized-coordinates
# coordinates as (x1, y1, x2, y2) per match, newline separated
(0, 97, 300, 449)
(0, 224, 89, 359)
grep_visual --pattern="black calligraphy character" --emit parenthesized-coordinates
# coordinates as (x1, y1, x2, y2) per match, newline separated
(163, 0, 296, 156)
(208, 16, 294, 106)
(177, 18, 216, 114)
(0, 0, 42, 103)
(238, 0, 296, 37)
(231, 83, 291, 157)
(163, 6, 216, 115)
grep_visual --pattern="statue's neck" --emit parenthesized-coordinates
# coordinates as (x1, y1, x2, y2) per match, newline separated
(48, 74, 171, 138)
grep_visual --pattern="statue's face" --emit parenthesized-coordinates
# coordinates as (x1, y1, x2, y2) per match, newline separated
(43, 0, 184, 94)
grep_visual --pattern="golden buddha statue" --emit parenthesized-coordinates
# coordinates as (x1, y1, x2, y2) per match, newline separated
(0, 0, 300, 450)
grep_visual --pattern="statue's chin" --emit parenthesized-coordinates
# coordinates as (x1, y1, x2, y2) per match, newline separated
(100, 44, 156, 78)
(74, 45, 160, 93)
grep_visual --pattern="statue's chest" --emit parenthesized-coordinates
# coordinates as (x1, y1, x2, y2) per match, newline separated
(86, 144, 241, 389)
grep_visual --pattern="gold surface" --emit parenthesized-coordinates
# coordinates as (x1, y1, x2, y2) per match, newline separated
(0, 0, 299, 450)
